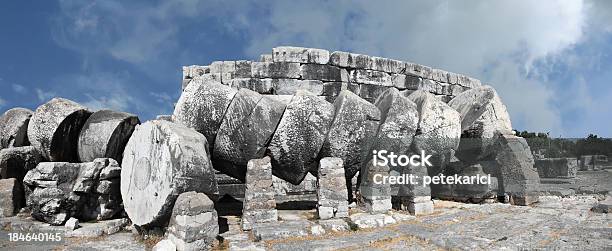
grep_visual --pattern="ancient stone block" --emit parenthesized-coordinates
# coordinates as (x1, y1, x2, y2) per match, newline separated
(77, 110, 139, 163)
(251, 62, 300, 79)
(320, 91, 380, 188)
(406, 90, 461, 172)
(300, 64, 348, 82)
(273, 46, 330, 64)
(273, 79, 325, 95)
(358, 84, 392, 103)
(535, 158, 578, 178)
(371, 57, 406, 73)
(402, 74, 422, 90)
(234, 60, 252, 78)
(121, 120, 218, 227)
(242, 157, 278, 230)
(182, 65, 209, 80)
(405, 63, 433, 79)
(167, 191, 219, 251)
(360, 160, 392, 213)
(321, 82, 360, 100)
(349, 69, 393, 86)
(260, 54, 273, 62)
(229, 78, 276, 94)
(317, 157, 349, 220)
(214, 90, 285, 180)
(0, 146, 42, 181)
(431, 69, 448, 83)
(349, 213, 396, 229)
(372, 88, 418, 157)
(494, 134, 540, 206)
(268, 91, 334, 185)
(27, 98, 92, 162)
(0, 178, 23, 217)
(210, 61, 236, 75)
(318, 219, 350, 232)
(451, 164, 498, 202)
(0, 107, 33, 149)
(329, 51, 373, 69)
(449, 86, 513, 164)
(173, 79, 237, 148)
(65, 217, 79, 230)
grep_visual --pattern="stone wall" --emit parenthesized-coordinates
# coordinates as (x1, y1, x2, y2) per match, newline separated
(182, 46, 482, 103)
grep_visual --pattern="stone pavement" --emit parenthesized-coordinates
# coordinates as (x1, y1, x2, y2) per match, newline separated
(1, 195, 610, 250)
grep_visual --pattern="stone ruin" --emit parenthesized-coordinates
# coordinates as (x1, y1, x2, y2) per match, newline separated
(0, 46, 554, 250)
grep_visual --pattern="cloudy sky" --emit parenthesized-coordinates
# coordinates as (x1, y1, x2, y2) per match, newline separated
(0, 0, 610, 137)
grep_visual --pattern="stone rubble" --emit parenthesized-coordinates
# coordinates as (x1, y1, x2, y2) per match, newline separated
(23, 158, 123, 225)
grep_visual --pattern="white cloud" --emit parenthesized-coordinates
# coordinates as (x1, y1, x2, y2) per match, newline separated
(12, 84, 26, 94)
(50, 0, 612, 136)
(35, 88, 56, 102)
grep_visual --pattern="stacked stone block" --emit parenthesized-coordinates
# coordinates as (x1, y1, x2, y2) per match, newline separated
(181, 46, 481, 104)
(167, 192, 219, 251)
(317, 157, 349, 219)
(535, 158, 578, 178)
(241, 157, 278, 230)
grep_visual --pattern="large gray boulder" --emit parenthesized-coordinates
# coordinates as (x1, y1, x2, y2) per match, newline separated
(494, 134, 540, 206)
(406, 90, 461, 172)
(372, 88, 418, 157)
(0, 146, 43, 181)
(0, 107, 33, 149)
(267, 90, 334, 185)
(214, 89, 285, 181)
(78, 110, 139, 163)
(121, 120, 218, 227)
(27, 98, 92, 162)
(173, 79, 237, 147)
(449, 86, 513, 163)
(319, 90, 380, 188)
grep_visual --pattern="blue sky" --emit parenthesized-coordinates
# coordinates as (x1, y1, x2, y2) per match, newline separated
(0, 0, 611, 137)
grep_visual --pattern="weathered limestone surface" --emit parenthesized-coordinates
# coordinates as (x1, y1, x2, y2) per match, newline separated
(495, 134, 540, 206)
(214, 90, 285, 181)
(121, 120, 218, 227)
(173, 79, 237, 148)
(78, 110, 139, 163)
(23, 158, 124, 225)
(0, 107, 33, 149)
(273, 46, 330, 64)
(360, 160, 392, 213)
(0, 178, 23, 217)
(372, 88, 418, 156)
(450, 86, 513, 163)
(300, 64, 348, 82)
(535, 158, 578, 178)
(0, 146, 42, 181)
(268, 90, 334, 185)
(167, 191, 219, 251)
(406, 90, 461, 171)
(241, 157, 277, 230)
(317, 157, 349, 220)
(251, 62, 300, 79)
(27, 98, 92, 162)
(320, 90, 380, 184)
